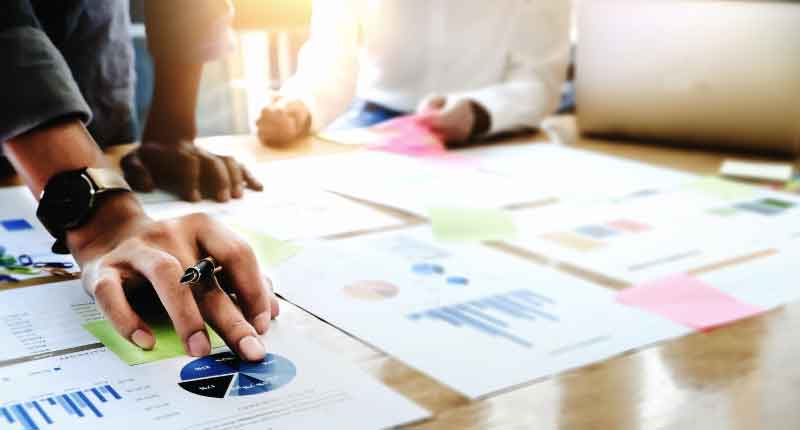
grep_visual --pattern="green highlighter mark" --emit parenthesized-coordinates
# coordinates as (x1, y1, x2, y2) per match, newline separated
(84, 319, 225, 365)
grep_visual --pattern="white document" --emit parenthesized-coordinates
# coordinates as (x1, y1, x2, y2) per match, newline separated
(700, 242, 800, 310)
(255, 151, 552, 217)
(720, 159, 794, 183)
(462, 143, 696, 202)
(0, 322, 428, 430)
(275, 228, 690, 398)
(0, 280, 102, 364)
(508, 179, 800, 284)
(0, 187, 78, 281)
(140, 184, 402, 241)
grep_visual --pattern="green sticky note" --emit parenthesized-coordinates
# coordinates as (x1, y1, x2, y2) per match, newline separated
(686, 177, 757, 200)
(84, 320, 225, 365)
(429, 207, 518, 243)
(229, 224, 302, 268)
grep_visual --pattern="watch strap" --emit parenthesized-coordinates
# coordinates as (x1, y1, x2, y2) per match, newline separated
(85, 167, 132, 193)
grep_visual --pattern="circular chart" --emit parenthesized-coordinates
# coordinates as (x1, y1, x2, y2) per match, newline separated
(342, 280, 399, 301)
(178, 352, 296, 398)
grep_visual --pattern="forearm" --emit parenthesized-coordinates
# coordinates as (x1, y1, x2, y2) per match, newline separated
(142, 61, 203, 143)
(4, 120, 108, 196)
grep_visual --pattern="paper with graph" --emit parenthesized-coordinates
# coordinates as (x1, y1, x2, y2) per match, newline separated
(275, 228, 689, 398)
(508, 178, 800, 284)
(0, 187, 77, 282)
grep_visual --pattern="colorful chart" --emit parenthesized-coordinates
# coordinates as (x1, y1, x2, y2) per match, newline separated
(0, 385, 122, 430)
(178, 352, 296, 398)
(709, 197, 796, 217)
(342, 281, 399, 301)
(408, 289, 560, 348)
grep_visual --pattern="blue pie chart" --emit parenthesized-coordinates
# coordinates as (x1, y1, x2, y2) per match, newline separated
(178, 352, 296, 398)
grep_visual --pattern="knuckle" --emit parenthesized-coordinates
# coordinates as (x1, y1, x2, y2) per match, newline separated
(151, 254, 182, 275)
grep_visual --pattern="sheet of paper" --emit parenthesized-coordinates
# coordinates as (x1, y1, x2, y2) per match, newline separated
(0, 322, 428, 430)
(141, 183, 403, 241)
(429, 207, 517, 243)
(720, 159, 795, 183)
(616, 273, 765, 330)
(507, 178, 800, 283)
(461, 144, 696, 202)
(254, 151, 551, 217)
(316, 127, 385, 145)
(0, 280, 101, 364)
(698, 242, 800, 310)
(84, 320, 225, 366)
(275, 227, 690, 398)
(0, 187, 78, 282)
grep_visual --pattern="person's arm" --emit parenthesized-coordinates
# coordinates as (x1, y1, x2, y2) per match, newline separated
(5, 120, 279, 362)
(121, 0, 263, 202)
(420, 0, 572, 139)
(2, 1, 278, 361)
(0, 0, 92, 145)
(256, 0, 361, 146)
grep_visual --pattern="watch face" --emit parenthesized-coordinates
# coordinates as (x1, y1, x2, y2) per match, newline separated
(38, 171, 94, 231)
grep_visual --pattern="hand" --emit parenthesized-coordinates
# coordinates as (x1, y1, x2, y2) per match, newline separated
(416, 95, 489, 143)
(121, 140, 263, 202)
(69, 193, 280, 362)
(256, 93, 311, 148)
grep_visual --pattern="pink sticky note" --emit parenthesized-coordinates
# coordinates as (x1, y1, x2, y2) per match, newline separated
(616, 273, 764, 331)
(368, 115, 447, 157)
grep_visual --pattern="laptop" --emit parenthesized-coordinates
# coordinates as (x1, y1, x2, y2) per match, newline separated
(576, 0, 800, 154)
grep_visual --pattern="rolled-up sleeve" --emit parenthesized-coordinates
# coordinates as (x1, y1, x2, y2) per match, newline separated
(144, 0, 235, 64)
(0, 0, 92, 143)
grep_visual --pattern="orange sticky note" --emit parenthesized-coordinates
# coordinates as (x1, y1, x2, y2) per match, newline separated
(616, 273, 764, 331)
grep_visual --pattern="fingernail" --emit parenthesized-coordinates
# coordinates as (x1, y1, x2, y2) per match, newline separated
(131, 329, 155, 350)
(238, 336, 266, 362)
(253, 312, 271, 334)
(187, 331, 211, 357)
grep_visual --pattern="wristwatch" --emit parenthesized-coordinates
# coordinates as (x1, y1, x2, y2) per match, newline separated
(36, 168, 132, 254)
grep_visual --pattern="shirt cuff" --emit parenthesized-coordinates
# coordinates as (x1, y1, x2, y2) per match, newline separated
(447, 87, 546, 136)
(0, 27, 92, 143)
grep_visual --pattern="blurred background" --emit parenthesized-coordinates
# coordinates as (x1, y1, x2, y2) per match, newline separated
(129, 0, 578, 140)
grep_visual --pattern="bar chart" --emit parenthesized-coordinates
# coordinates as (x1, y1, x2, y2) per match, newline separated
(0, 384, 122, 430)
(408, 289, 560, 348)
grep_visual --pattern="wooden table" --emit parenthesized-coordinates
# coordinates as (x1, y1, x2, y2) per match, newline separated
(3, 116, 800, 429)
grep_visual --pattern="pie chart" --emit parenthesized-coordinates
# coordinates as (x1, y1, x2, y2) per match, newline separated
(178, 352, 296, 398)
(342, 280, 399, 301)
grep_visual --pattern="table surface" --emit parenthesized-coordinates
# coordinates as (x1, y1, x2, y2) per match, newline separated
(3, 116, 800, 430)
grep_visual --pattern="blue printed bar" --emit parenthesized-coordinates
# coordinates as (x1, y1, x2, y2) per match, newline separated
(29, 401, 52, 425)
(61, 394, 83, 417)
(89, 388, 107, 403)
(11, 404, 38, 430)
(75, 392, 102, 418)
(1, 407, 14, 423)
(104, 385, 122, 400)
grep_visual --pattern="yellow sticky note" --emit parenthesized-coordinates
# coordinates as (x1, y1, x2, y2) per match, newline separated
(84, 320, 225, 365)
(229, 224, 302, 268)
(429, 208, 518, 243)
(685, 177, 758, 200)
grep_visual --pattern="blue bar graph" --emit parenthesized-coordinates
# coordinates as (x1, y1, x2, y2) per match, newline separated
(408, 289, 560, 348)
(1, 384, 122, 429)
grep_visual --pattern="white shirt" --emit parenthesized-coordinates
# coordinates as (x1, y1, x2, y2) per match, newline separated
(281, 0, 572, 135)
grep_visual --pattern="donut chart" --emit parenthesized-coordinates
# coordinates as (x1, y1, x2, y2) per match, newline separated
(178, 352, 296, 398)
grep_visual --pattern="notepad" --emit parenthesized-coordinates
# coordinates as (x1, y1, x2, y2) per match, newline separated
(616, 273, 765, 331)
(720, 159, 794, 183)
(430, 207, 518, 243)
(84, 320, 226, 365)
